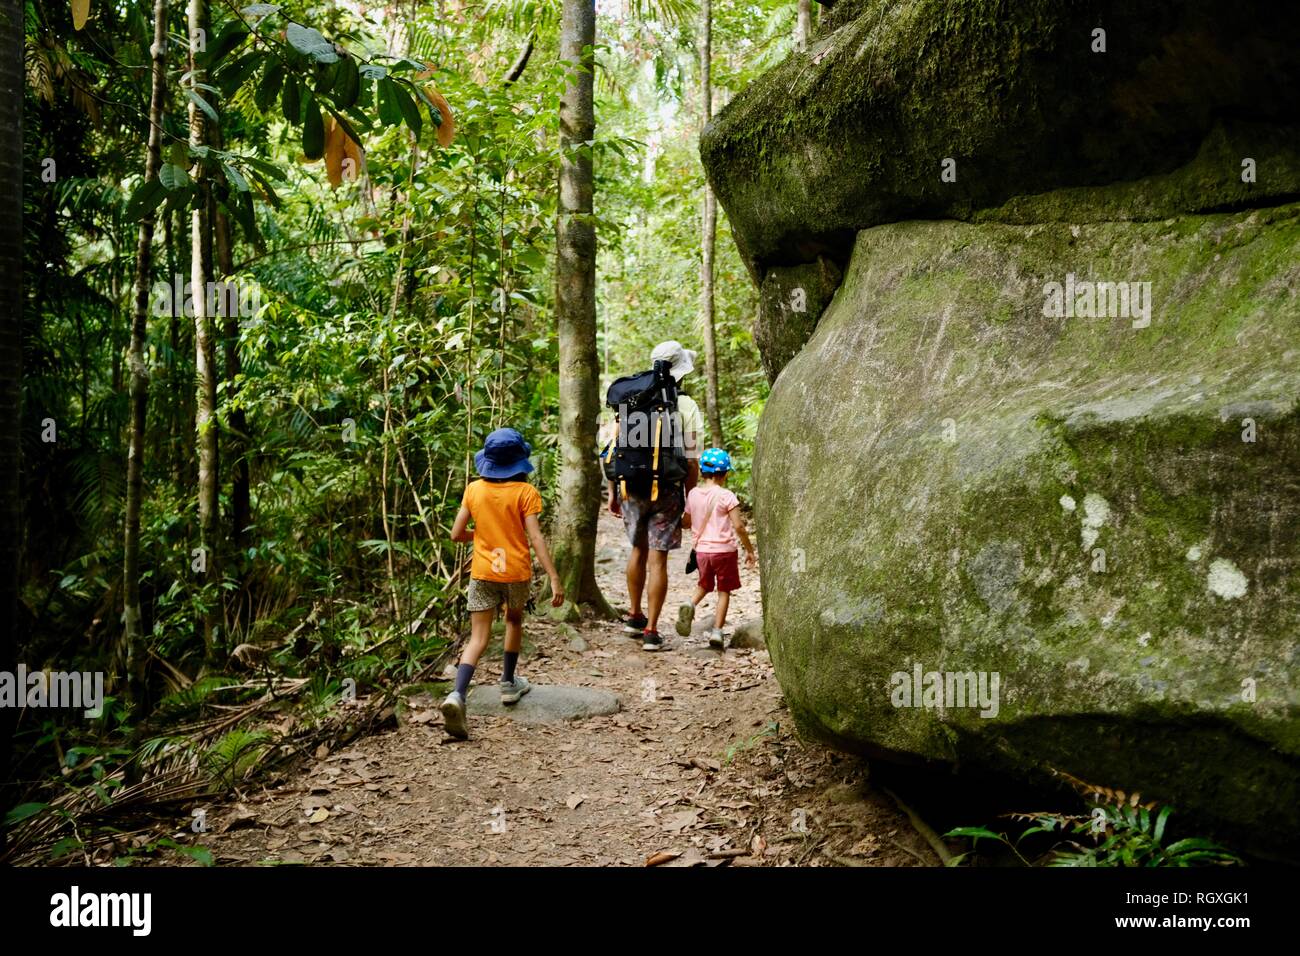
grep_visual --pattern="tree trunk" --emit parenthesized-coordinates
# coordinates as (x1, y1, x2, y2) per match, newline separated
(188, 0, 221, 665)
(552, 0, 610, 613)
(796, 0, 812, 51)
(123, 0, 169, 703)
(164, 208, 181, 483)
(210, 115, 250, 634)
(212, 132, 251, 638)
(699, 0, 723, 447)
(0, 0, 25, 851)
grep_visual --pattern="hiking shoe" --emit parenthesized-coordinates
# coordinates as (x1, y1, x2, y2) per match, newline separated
(440, 691, 469, 740)
(498, 675, 532, 706)
(675, 603, 695, 637)
(641, 629, 664, 652)
(622, 613, 648, 635)
(708, 628, 725, 649)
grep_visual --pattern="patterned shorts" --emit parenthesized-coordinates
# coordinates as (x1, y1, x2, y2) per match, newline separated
(618, 483, 685, 552)
(466, 578, 530, 613)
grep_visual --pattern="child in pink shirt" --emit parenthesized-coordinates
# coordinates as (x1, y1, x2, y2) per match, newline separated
(676, 448, 757, 648)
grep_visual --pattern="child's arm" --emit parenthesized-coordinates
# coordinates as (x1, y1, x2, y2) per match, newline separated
(450, 505, 474, 543)
(524, 513, 565, 607)
(729, 507, 757, 570)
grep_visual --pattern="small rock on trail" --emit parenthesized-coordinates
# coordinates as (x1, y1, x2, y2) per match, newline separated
(467, 684, 620, 723)
(729, 619, 764, 649)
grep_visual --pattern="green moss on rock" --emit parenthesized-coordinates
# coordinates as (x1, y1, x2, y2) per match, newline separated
(701, 0, 1300, 277)
(755, 203, 1300, 858)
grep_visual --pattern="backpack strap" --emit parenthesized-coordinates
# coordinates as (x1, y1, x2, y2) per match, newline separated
(692, 489, 722, 547)
(651, 413, 663, 502)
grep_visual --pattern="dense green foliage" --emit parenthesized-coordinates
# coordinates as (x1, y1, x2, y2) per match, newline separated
(12, 0, 796, 851)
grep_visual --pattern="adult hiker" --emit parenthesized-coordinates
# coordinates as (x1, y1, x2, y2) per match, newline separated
(603, 340, 703, 651)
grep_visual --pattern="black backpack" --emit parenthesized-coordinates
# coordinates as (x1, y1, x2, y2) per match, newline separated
(601, 359, 688, 501)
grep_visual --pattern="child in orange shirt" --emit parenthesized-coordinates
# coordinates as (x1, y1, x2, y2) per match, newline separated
(443, 428, 564, 739)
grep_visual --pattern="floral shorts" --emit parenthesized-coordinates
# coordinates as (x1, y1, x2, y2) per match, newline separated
(466, 578, 530, 613)
(618, 483, 685, 552)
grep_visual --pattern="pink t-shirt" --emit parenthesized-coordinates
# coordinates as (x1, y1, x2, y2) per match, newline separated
(686, 485, 740, 554)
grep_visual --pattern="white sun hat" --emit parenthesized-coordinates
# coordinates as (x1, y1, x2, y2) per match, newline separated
(649, 340, 697, 381)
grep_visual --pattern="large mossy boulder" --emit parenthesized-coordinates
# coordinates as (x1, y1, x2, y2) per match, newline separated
(703, 0, 1300, 858)
(702, 0, 1300, 378)
(703, 0, 1300, 273)
(755, 207, 1300, 858)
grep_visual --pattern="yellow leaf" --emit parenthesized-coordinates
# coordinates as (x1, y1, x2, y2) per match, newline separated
(424, 86, 456, 148)
(342, 131, 364, 183)
(71, 0, 90, 31)
(323, 117, 345, 187)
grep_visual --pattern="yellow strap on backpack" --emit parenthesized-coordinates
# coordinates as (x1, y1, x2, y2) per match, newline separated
(650, 416, 663, 502)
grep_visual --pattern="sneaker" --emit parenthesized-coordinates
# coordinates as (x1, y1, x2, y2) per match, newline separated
(498, 675, 532, 706)
(642, 629, 664, 652)
(440, 691, 469, 740)
(622, 613, 648, 635)
(675, 603, 695, 637)
(709, 628, 725, 649)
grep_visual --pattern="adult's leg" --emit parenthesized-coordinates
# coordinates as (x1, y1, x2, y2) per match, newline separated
(646, 548, 669, 632)
(627, 545, 647, 616)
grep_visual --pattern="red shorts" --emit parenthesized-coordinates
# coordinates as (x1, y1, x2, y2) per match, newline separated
(696, 551, 741, 594)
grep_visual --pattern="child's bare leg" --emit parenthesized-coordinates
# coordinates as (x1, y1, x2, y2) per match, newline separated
(443, 606, 495, 738)
(714, 591, 731, 630)
(502, 607, 524, 684)
(461, 609, 496, 667)
(692, 585, 707, 607)
(503, 607, 523, 652)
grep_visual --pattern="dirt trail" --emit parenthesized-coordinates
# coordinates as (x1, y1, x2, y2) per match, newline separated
(181, 511, 928, 867)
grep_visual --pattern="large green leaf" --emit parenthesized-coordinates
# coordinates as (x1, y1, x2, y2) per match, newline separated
(3, 802, 49, 827)
(255, 61, 284, 113)
(302, 94, 325, 160)
(125, 178, 168, 221)
(334, 56, 360, 109)
(393, 81, 422, 137)
(225, 191, 258, 242)
(200, 22, 249, 68)
(186, 89, 219, 124)
(216, 52, 262, 97)
(159, 163, 192, 191)
(281, 75, 301, 124)
(377, 78, 402, 126)
(286, 23, 338, 64)
(221, 163, 251, 192)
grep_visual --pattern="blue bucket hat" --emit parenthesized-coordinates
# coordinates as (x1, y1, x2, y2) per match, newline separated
(700, 447, 732, 475)
(474, 427, 534, 479)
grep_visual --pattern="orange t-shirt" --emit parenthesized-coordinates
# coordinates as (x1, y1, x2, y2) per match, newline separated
(462, 479, 543, 582)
